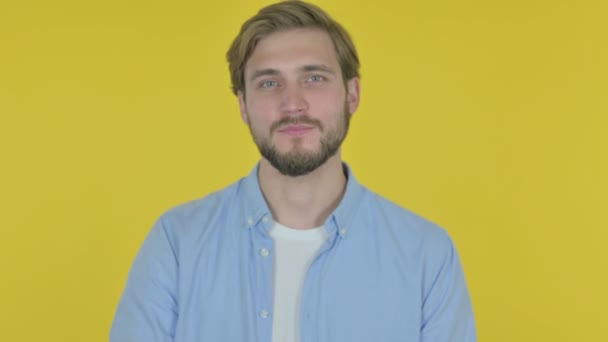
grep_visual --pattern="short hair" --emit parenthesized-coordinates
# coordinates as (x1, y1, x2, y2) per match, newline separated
(226, 0, 360, 95)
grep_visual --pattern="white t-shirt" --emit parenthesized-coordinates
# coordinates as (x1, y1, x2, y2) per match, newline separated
(269, 222, 328, 342)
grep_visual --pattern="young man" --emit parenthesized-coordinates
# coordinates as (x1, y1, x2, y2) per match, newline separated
(110, 1, 476, 341)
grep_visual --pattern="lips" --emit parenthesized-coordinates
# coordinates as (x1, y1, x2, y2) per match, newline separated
(277, 125, 315, 136)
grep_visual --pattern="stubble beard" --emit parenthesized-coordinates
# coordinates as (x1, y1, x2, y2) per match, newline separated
(250, 108, 351, 177)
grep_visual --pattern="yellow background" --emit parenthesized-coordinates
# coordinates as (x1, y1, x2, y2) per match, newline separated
(1, 0, 606, 340)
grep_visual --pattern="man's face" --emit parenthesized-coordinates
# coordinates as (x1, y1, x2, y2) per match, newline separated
(238, 28, 360, 177)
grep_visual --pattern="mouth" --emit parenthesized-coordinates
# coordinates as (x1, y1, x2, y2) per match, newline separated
(277, 124, 316, 136)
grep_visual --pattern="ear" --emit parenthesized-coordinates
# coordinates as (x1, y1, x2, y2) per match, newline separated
(345, 78, 360, 114)
(237, 90, 249, 125)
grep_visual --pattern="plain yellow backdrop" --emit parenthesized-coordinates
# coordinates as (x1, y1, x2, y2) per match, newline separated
(1, 0, 606, 340)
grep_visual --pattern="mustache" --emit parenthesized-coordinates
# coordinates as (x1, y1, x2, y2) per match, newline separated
(270, 116, 323, 133)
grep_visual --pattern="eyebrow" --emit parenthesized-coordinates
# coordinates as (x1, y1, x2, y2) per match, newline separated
(248, 64, 336, 83)
(300, 64, 335, 74)
(249, 69, 280, 83)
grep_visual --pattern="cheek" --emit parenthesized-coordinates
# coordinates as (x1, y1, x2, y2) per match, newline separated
(310, 88, 346, 114)
(246, 103, 275, 133)
(247, 93, 279, 115)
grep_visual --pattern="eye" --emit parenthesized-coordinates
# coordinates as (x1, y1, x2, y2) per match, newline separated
(259, 80, 278, 88)
(308, 75, 325, 82)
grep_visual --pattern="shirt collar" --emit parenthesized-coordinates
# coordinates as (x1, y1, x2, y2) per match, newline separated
(238, 162, 365, 237)
(330, 162, 365, 238)
(239, 163, 271, 229)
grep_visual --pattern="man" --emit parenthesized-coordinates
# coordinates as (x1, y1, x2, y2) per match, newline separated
(110, 1, 476, 341)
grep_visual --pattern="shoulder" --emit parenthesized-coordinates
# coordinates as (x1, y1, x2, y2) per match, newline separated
(361, 187, 453, 251)
(155, 178, 243, 238)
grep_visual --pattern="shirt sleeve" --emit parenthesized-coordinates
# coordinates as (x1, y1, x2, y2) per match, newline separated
(110, 216, 179, 342)
(420, 231, 477, 342)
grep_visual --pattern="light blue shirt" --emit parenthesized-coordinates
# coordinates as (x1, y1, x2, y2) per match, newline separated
(111, 164, 476, 342)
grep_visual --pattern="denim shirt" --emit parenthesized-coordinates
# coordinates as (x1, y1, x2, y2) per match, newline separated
(110, 163, 476, 342)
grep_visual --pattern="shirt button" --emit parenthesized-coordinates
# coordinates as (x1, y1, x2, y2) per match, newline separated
(262, 216, 269, 224)
(247, 217, 254, 227)
(339, 229, 347, 237)
(259, 248, 270, 257)
(259, 309, 269, 318)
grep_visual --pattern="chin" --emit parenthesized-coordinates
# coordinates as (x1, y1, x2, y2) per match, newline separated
(281, 144, 320, 154)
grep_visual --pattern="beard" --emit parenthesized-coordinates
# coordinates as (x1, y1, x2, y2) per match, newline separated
(249, 107, 351, 177)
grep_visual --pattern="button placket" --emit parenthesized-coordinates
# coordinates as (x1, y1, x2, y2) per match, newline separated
(250, 220, 274, 341)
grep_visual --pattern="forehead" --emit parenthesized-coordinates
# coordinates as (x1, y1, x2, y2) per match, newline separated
(245, 28, 340, 77)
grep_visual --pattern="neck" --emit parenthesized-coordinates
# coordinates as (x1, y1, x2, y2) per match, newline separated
(258, 152, 347, 230)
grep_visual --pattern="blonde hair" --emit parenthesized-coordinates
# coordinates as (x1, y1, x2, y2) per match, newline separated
(226, 0, 360, 95)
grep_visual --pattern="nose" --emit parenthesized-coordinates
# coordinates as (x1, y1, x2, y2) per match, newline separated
(280, 82, 308, 116)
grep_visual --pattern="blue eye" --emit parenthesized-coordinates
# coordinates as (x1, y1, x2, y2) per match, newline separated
(260, 80, 277, 88)
(309, 75, 324, 82)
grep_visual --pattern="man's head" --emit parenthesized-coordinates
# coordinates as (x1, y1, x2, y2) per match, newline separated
(227, 0, 360, 96)
(227, 1, 360, 176)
